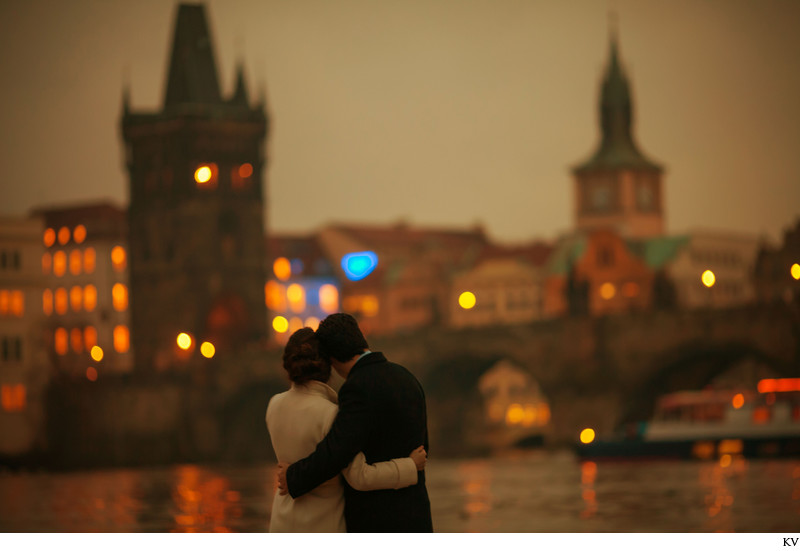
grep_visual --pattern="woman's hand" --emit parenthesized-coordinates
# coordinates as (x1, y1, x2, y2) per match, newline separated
(409, 445, 427, 471)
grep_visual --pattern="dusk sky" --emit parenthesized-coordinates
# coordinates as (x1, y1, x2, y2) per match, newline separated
(1, 0, 798, 244)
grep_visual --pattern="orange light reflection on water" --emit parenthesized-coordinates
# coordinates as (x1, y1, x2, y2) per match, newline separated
(170, 464, 242, 532)
(580, 461, 598, 519)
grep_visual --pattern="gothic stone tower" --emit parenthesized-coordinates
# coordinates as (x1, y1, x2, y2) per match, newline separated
(121, 4, 268, 372)
(572, 29, 665, 238)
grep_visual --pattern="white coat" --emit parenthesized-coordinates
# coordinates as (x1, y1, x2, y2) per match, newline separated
(266, 380, 419, 532)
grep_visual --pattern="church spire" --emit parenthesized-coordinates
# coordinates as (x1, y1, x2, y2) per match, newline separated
(163, 3, 222, 107)
(229, 61, 250, 106)
(574, 16, 660, 173)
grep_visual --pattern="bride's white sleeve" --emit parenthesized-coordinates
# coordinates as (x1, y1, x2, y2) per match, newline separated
(341, 452, 418, 491)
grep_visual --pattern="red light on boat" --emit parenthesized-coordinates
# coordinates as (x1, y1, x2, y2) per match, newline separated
(757, 378, 800, 393)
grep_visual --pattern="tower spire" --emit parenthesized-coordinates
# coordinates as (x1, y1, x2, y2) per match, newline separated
(163, 3, 222, 107)
(230, 61, 249, 106)
(574, 16, 660, 172)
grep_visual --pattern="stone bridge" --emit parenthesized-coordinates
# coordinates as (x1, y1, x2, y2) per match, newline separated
(218, 301, 799, 460)
(38, 302, 799, 469)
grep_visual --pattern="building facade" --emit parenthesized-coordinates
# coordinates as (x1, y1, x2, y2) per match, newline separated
(666, 230, 762, 310)
(121, 4, 269, 371)
(754, 219, 800, 305)
(450, 244, 552, 328)
(33, 203, 132, 378)
(0, 216, 49, 457)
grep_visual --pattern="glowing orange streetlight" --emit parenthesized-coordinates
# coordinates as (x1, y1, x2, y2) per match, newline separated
(458, 291, 476, 310)
(580, 428, 596, 444)
(200, 342, 216, 359)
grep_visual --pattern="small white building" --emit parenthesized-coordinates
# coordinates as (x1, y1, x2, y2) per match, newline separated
(450, 244, 551, 328)
(666, 230, 761, 310)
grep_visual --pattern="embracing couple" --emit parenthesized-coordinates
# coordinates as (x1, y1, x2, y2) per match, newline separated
(266, 313, 433, 532)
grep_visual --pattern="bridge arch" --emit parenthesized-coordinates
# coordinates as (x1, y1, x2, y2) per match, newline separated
(621, 339, 791, 424)
(424, 354, 552, 454)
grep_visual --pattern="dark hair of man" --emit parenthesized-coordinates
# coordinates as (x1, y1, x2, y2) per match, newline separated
(282, 327, 331, 385)
(315, 313, 369, 363)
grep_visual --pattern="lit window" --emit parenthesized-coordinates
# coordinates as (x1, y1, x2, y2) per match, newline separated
(90, 345, 103, 362)
(69, 250, 82, 275)
(54, 327, 68, 355)
(319, 284, 339, 314)
(1, 384, 26, 412)
(84, 248, 96, 274)
(200, 342, 216, 358)
(70, 286, 82, 312)
(305, 317, 320, 330)
(73, 225, 87, 244)
(287, 284, 306, 313)
(273, 257, 291, 281)
(54, 288, 68, 315)
(84, 285, 97, 312)
(58, 226, 70, 245)
(265, 281, 287, 311)
(84, 326, 98, 350)
(362, 296, 379, 317)
(113, 325, 130, 353)
(622, 282, 639, 298)
(289, 317, 304, 334)
(194, 163, 218, 188)
(599, 282, 616, 300)
(42, 252, 52, 275)
(231, 163, 253, 189)
(70, 327, 83, 353)
(112, 283, 128, 311)
(0, 290, 7, 315)
(111, 246, 126, 272)
(43, 289, 53, 316)
(176, 332, 193, 350)
(43, 228, 56, 247)
(10, 290, 23, 317)
(53, 251, 66, 277)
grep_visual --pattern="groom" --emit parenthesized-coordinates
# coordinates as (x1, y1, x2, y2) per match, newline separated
(277, 313, 433, 532)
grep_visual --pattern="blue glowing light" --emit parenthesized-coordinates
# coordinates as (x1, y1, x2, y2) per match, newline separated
(341, 251, 379, 281)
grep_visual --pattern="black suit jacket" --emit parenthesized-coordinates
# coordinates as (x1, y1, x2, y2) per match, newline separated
(285, 351, 433, 532)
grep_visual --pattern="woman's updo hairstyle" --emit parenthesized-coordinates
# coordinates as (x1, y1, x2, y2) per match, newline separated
(282, 327, 331, 385)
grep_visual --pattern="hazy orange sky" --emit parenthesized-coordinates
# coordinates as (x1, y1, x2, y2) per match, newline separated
(1, 0, 798, 244)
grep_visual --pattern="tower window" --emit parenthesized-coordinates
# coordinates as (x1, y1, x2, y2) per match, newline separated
(231, 163, 253, 189)
(597, 246, 615, 267)
(194, 163, 218, 189)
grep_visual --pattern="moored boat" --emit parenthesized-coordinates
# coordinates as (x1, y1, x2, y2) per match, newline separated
(576, 378, 800, 460)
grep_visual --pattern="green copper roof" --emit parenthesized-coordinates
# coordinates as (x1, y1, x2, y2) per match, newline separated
(545, 233, 587, 275)
(574, 32, 662, 173)
(627, 235, 689, 269)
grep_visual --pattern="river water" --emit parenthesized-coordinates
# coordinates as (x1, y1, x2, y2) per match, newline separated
(1, 451, 798, 532)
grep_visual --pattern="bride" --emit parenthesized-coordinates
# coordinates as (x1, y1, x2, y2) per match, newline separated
(266, 327, 427, 532)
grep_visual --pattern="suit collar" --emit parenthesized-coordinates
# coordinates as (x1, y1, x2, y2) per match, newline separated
(349, 351, 386, 377)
